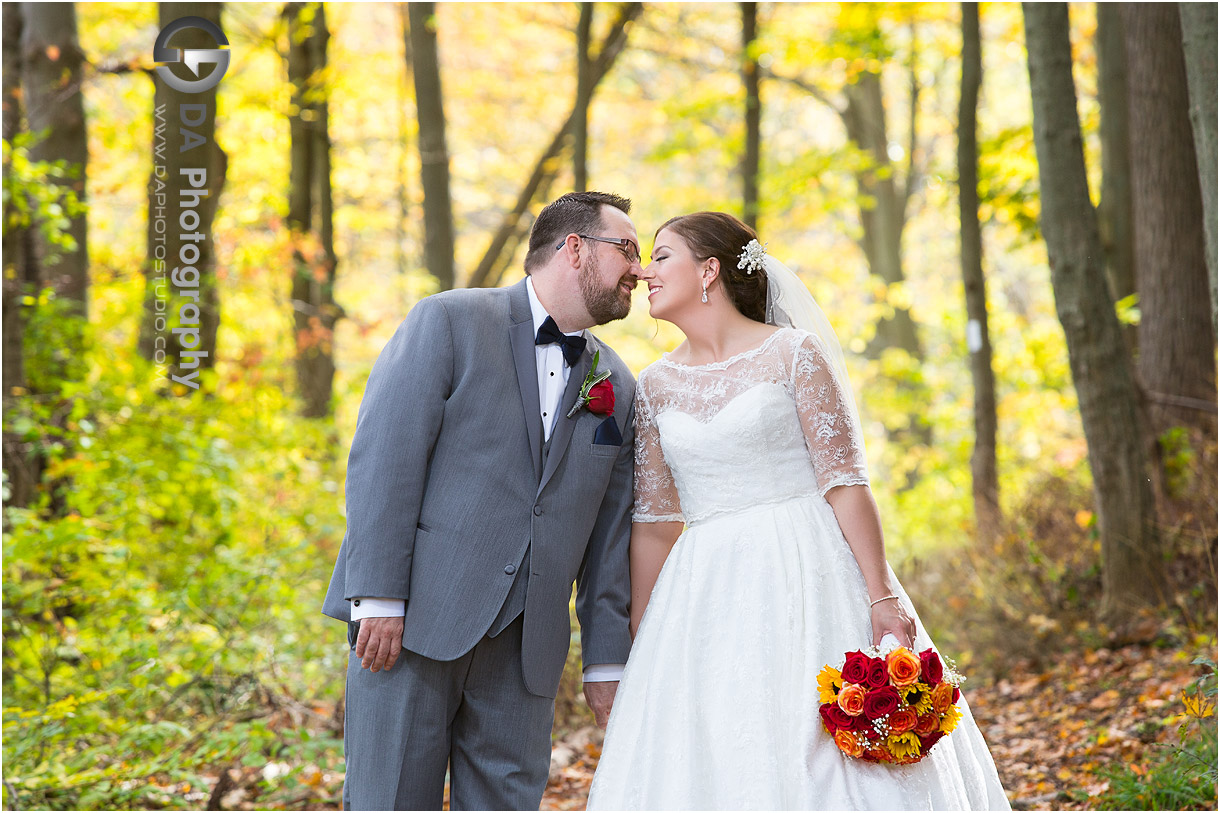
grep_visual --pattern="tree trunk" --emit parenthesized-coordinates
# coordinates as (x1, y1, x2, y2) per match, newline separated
(1122, 3, 1215, 436)
(842, 70, 922, 363)
(741, 2, 760, 231)
(958, 3, 1000, 542)
(138, 2, 228, 389)
(1179, 2, 1218, 335)
(4, 4, 26, 393)
(841, 64, 930, 465)
(3, 3, 38, 509)
(286, 2, 341, 418)
(1023, 1, 1163, 624)
(574, 3, 593, 193)
(396, 4, 415, 277)
(407, 2, 455, 291)
(20, 2, 88, 319)
(1096, 3, 1137, 352)
(465, 2, 642, 289)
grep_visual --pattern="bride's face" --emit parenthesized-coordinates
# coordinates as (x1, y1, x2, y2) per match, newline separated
(642, 228, 704, 321)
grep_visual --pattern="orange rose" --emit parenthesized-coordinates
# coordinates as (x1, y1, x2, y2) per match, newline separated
(864, 747, 891, 763)
(931, 682, 954, 715)
(888, 707, 918, 734)
(837, 683, 866, 716)
(886, 646, 922, 687)
(914, 712, 941, 737)
(834, 729, 864, 758)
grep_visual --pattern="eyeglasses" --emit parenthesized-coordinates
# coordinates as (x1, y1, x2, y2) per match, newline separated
(555, 234, 641, 265)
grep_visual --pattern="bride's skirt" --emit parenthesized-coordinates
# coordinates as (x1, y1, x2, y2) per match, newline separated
(586, 495, 1011, 810)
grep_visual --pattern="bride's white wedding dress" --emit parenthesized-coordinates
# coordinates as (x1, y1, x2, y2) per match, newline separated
(586, 328, 1010, 810)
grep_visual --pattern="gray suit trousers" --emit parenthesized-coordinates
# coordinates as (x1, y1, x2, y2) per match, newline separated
(343, 614, 554, 810)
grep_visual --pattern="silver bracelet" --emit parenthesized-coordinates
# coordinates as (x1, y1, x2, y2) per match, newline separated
(869, 595, 899, 607)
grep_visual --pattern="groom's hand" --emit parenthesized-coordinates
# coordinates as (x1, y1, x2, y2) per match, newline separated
(355, 616, 404, 672)
(583, 680, 619, 728)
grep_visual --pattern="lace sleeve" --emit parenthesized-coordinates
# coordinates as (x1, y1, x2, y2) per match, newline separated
(790, 332, 870, 497)
(632, 373, 684, 523)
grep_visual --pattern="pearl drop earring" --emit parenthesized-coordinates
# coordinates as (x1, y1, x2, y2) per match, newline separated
(701, 283, 709, 304)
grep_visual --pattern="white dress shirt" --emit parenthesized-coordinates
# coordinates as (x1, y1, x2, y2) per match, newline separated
(350, 277, 623, 683)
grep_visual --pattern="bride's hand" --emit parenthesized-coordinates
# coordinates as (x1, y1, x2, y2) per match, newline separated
(870, 597, 916, 648)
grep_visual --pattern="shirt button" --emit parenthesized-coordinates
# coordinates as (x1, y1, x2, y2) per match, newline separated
(533, 505, 542, 516)
(543, 412, 548, 417)
(550, 372, 555, 376)
(353, 599, 361, 606)
(505, 564, 516, 575)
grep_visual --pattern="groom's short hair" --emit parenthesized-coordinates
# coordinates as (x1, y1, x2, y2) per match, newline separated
(524, 191, 632, 274)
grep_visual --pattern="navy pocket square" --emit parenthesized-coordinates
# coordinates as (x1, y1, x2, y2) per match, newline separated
(593, 416, 623, 446)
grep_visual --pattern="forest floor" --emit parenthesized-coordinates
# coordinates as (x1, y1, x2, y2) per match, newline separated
(199, 638, 1210, 810)
(539, 640, 1211, 811)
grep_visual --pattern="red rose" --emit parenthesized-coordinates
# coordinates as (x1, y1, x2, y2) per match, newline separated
(587, 380, 615, 415)
(851, 713, 874, 733)
(919, 730, 945, 752)
(952, 686, 961, 703)
(820, 702, 854, 733)
(919, 649, 943, 685)
(864, 658, 889, 689)
(862, 685, 900, 720)
(841, 651, 870, 685)
(819, 703, 838, 732)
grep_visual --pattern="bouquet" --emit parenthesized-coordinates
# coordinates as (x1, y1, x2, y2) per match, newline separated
(817, 639, 964, 764)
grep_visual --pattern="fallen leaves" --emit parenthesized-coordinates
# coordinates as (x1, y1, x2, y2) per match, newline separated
(536, 640, 1213, 811)
(969, 639, 1213, 810)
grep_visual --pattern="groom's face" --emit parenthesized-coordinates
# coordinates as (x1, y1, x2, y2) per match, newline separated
(579, 207, 642, 325)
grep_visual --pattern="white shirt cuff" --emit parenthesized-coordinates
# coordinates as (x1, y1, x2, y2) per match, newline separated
(350, 597, 406, 620)
(582, 663, 625, 682)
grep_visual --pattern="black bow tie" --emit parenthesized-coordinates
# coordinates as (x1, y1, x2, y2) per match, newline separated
(535, 316, 586, 366)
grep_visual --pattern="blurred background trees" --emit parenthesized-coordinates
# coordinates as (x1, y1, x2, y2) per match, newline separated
(2, 2, 1215, 809)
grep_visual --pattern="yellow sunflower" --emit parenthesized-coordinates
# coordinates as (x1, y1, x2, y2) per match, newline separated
(940, 703, 962, 733)
(900, 681, 933, 715)
(886, 731, 922, 761)
(817, 666, 844, 704)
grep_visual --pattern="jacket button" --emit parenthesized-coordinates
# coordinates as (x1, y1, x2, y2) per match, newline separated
(533, 505, 542, 516)
(505, 564, 516, 575)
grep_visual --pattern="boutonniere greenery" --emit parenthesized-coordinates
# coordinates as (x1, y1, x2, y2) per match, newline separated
(566, 350, 615, 418)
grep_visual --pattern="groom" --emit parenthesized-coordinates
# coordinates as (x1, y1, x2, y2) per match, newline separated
(322, 192, 641, 810)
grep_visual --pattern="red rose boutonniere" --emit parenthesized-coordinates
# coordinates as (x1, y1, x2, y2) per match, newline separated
(587, 379, 615, 415)
(566, 350, 614, 418)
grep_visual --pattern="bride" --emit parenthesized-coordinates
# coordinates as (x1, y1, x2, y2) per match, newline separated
(586, 212, 1010, 810)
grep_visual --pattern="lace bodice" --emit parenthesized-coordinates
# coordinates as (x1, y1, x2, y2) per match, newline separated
(633, 328, 870, 525)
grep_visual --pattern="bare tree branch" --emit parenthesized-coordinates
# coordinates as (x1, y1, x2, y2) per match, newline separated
(466, 2, 643, 288)
(760, 66, 844, 118)
(901, 20, 921, 226)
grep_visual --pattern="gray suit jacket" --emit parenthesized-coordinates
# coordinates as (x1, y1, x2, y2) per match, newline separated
(322, 278, 635, 698)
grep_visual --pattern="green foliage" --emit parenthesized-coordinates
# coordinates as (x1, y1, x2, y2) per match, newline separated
(1114, 292, 1141, 326)
(977, 125, 1041, 245)
(17, 287, 90, 393)
(2, 130, 87, 263)
(899, 467, 1104, 675)
(1096, 658, 1218, 810)
(3, 325, 346, 809)
(1159, 427, 1196, 499)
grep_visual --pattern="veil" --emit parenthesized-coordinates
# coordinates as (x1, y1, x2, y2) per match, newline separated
(762, 255, 862, 425)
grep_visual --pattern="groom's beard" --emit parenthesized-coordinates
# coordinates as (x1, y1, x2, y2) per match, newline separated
(580, 252, 633, 325)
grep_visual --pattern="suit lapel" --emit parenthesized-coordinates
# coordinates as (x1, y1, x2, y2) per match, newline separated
(508, 280, 544, 482)
(539, 335, 595, 493)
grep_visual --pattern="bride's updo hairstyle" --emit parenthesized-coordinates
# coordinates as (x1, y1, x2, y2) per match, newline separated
(655, 212, 769, 323)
